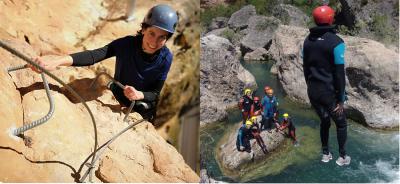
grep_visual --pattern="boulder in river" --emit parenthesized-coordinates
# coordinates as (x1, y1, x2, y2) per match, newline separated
(200, 35, 257, 125)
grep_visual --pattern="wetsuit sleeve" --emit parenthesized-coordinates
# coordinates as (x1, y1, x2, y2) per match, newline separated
(333, 43, 346, 103)
(70, 44, 115, 66)
(142, 80, 165, 102)
(238, 128, 243, 146)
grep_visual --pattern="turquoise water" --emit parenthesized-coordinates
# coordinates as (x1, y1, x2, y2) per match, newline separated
(200, 61, 399, 182)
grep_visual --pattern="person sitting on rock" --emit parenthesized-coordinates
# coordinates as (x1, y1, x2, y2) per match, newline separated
(250, 96, 262, 117)
(236, 120, 253, 153)
(249, 116, 268, 154)
(276, 113, 298, 146)
(238, 88, 253, 123)
(261, 87, 279, 132)
(28, 4, 178, 123)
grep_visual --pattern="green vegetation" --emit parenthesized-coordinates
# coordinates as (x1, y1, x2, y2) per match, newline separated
(370, 13, 398, 45)
(200, 0, 247, 29)
(221, 28, 236, 42)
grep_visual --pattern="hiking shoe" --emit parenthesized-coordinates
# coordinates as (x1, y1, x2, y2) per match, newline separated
(336, 155, 351, 166)
(321, 152, 333, 163)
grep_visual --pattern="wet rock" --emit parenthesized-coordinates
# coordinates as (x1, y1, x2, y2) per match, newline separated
(200, 35, 256, 125)
(269, 25, 399, 128)
(227, 5, 256, 30)
(200, 169, 221, 183)
(272, 4, 310, 27)
(218, 119, 285, 171)
(240, 16, 280, 55)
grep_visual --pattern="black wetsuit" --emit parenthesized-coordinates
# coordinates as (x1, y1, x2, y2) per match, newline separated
(303, 25, 347, 157)
(239, 95, 253, 122)
(70, 35, 173, 122)
(236, 125, 252, 153)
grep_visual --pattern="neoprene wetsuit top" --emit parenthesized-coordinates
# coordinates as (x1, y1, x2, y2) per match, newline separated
(302, 25, 346, 103)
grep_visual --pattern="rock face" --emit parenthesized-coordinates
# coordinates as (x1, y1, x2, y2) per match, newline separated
(0, 0, 199, 182)
(0, 39, 199, 183)
(208, 17, 229, 32)
(218, 120, 285, 171)
(272, 4, 310, 27)
(268, 25, 399, 128)
(337, 0, 399, 45)
(227, 5, 257, 30)
(243, 48, 268, 61)
(200, 35, 256, 125)
(240, 16, 281, 54)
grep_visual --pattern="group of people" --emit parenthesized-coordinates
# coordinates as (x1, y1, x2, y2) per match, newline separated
(235, 4, 351, 166)
(236, 86, 298, 157)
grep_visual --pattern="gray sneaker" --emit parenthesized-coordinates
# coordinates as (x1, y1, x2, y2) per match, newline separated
(321, 152, 333, 163)
(336, 155, 351, 166)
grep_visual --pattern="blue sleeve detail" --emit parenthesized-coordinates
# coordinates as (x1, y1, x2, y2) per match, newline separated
(301, 48, 304, 59)
(333, 43, 345, 65)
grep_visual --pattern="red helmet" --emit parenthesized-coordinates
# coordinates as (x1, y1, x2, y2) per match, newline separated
(254, 96, 260, 101)
(264, 86, 271, 93)
(312, 5, 335, 25)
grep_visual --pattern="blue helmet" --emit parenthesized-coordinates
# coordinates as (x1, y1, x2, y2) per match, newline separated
(143, 4, 178, 33)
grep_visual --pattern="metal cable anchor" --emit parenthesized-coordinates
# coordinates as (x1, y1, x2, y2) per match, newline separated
(7, 65, 55, 136)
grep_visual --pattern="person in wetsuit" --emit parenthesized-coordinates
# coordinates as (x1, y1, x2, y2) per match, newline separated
(238, 88, 253, 123)
(261, 88, 279, 132)
(303, 5, 350, 166)
(250, 96, 262, 117)
(249, 116, 268, 154)
(276, 113, 297, 145)
(28, 4, 178, 123)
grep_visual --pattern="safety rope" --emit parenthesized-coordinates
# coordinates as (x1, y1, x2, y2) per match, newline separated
(0, 40, 98, 182)
(7, 65, 55, 135)
(89, 72, 136, 122)
(80, 118, 146, 182)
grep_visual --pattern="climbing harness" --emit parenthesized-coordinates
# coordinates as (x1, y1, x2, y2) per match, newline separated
(0, 40, 99, 182)
(7, 65, 55, 136)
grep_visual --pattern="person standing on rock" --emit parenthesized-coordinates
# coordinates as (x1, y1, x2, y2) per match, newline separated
(238, 88, 253, 123)
(261, 88, 279, 132)
(250, 96, 262, 117)
(302, 5, 350, 166)
(28, 4, 178, 123)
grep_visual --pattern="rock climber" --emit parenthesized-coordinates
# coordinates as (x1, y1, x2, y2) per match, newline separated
(28, 4, 178, 123)
(302, 5, 350, 165)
